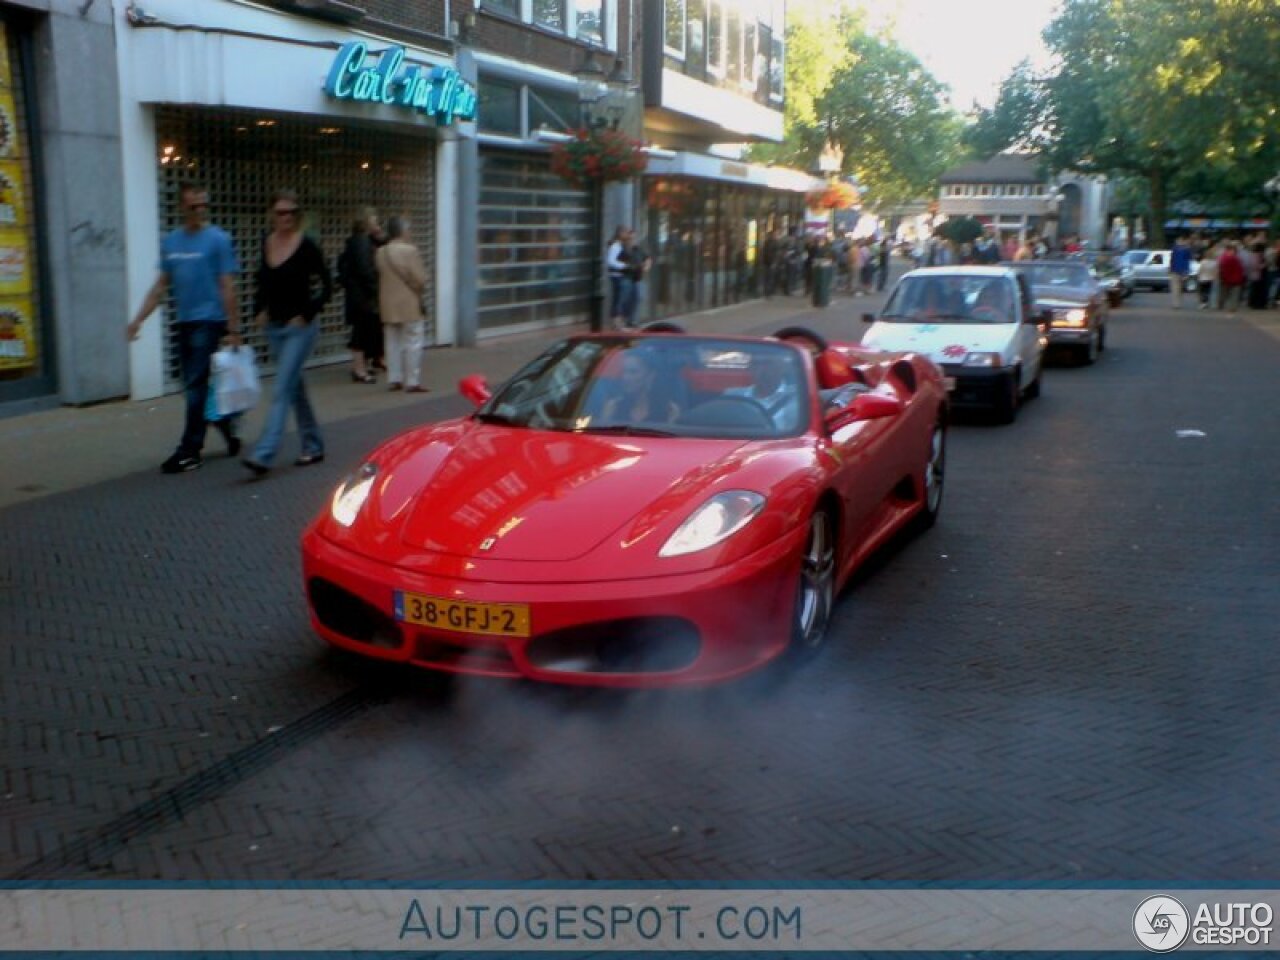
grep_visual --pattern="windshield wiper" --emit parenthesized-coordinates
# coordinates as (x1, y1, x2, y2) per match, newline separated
(581, 424, 678, 438)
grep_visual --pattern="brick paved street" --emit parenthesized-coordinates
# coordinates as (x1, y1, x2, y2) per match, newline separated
(2, 292, 1278, 883)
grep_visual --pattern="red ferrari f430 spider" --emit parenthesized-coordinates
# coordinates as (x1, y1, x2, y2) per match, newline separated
(302, 326, 947, 686)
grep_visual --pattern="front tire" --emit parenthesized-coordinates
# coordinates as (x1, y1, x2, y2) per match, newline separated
(919, 422, 946, 528)
(791, 509, 836, 652)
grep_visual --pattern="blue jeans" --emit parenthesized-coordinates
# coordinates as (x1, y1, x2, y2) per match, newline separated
(176, 321, 226, 456)
(251, 322, 322, 466)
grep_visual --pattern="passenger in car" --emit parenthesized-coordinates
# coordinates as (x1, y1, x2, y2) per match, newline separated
(601, 351, 681, 424)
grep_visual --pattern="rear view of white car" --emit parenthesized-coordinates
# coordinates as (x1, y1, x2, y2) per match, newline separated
(861, 266, 1046, 423)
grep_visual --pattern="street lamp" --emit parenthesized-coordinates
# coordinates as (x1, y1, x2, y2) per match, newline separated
(573, 50, 639, 330)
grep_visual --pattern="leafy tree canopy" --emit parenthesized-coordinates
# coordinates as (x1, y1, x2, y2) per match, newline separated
(748, 6, 963, 209)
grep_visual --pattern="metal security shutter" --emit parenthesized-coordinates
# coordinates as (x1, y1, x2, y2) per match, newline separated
(155, 107, 435, 390)
(477, 149, 592, 332)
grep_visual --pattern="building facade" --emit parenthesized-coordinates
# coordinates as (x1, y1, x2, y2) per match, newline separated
(115, 0, 472, 401)
(938, 153, 1109, 250)
(0, 0, 126, 415)
(637, 0, 814, 321)
(459, 0, 632, 340)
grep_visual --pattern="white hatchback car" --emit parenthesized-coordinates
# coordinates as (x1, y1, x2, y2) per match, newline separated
(861, 266, 1046, 423)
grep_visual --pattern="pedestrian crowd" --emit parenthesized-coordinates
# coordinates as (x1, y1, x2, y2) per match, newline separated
(126, 181, 430, 478)
(1177, 231, 1280, 314)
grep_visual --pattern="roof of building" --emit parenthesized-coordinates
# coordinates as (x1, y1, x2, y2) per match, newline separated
(939, 154, 1046, 185)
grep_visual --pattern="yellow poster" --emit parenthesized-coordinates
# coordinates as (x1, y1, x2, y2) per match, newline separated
(0, 159, 26, 227)
(0, 295, 35, 370)
(0, 227, 29, 295)
(0, 89, 18, 159)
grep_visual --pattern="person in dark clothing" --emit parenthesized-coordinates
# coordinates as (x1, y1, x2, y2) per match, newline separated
(337, 207, 383, 383)
(242, 189, 332, 476)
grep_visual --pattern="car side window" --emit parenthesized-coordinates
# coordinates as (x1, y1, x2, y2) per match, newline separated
(1151, 253, 1164, 265)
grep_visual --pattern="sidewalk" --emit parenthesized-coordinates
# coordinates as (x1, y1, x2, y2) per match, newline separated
(0, 287, 888, 511)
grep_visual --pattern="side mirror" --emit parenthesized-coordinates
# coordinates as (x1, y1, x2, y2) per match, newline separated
(458, 374, 492, 407)
(824, 391, 903, 431)
(861, 312, 876, 324)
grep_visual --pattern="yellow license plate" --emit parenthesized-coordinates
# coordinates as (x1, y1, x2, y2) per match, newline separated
(943, 376, 957, 391)
(394, 591, 530, 638)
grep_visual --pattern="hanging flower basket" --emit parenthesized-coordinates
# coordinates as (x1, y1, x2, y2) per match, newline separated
(550, 127, 649, 188)
(805, 181, 859, 211)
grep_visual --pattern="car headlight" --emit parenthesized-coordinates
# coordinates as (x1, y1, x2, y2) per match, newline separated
(660, 490, 766, 558)
(1053, 309, 1088, 327)
(330, 462, 378, 527)
(963, 352, 1002, 367)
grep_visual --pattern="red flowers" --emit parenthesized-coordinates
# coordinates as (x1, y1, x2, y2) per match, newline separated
(806, 182, 859, 210)
(550, 127, 649, 187)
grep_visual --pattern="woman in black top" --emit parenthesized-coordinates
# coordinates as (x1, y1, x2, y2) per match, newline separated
(338, 207, 383, 382)
(243, 189, 332, 475)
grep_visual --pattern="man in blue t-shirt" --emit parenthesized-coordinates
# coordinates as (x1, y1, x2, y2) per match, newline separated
(127, 182, 241, 473)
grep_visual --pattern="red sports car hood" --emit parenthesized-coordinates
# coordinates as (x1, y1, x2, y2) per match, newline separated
(389, 423, 748, 562)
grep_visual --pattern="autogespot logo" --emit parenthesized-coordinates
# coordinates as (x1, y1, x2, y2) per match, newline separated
(1134, 895, 1191, 952)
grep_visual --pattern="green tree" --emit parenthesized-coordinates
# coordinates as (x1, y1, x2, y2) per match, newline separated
(989, 0, 1280, 247)
(748, 10, 962, 208)
(937, 216, 984, 246)
(962, 59, 1043, 158)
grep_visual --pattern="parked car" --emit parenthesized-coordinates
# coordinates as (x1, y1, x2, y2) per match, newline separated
(1003, 259, 1108, 364)
(303, 328, 948, 687)
(1122, 249, 1199, 292)
(1074, 250, 1134, 305)
(861, 266, 1045, 423)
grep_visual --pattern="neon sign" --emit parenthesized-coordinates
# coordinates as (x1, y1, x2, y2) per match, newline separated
(324, 42, 477, 125)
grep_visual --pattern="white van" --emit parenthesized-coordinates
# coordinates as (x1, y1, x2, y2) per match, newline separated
(861, 266, 1046, 423)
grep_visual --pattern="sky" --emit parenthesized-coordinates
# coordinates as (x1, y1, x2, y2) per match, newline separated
(858, 0, 1061, 110)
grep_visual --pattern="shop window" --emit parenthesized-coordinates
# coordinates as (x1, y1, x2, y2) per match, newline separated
(574, 0, 604, 47)
(478, 78, 521, 136)
(665, 0, 686, 58)
(529, 85, 579, 133)
(978, 185, 991, 197)
(768, 31, 783, 101)
(707, 0, 725, 76)
(533, 0, 565, 32)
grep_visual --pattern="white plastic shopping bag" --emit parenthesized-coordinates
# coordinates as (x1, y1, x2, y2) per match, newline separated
(212, 345, 260, 417)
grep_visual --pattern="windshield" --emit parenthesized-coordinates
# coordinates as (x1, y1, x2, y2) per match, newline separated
(479, 337, 810, 439)
(881, 274, 1016, 324)
(1122, 250, 1150, 265)
(1010, 263, 1093, 288)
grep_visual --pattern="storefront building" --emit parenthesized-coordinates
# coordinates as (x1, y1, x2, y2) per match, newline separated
(637, 0, 816, 321)
(116, 0, 472, 400)
(641, 157, 808, 320)
(0, 0, 123, 414)
(463, 0, 628, 339)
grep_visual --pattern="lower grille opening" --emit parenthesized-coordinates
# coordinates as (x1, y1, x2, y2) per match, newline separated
(526, 617, 701, 675)
(309, 578, 403, 649)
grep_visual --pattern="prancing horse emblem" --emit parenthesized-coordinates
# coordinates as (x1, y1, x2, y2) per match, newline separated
(479, 537, 497, 551)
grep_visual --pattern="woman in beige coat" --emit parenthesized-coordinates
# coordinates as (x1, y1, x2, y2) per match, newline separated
(375, 215, 429, 392)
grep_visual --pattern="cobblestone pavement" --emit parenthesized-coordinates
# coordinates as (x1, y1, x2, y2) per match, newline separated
(2, 290, 1278, 883)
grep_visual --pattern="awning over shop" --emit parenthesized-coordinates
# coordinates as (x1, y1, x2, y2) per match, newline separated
(1164, 217, 1271, 230)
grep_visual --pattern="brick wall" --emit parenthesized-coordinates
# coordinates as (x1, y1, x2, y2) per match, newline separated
(360, 0, 449, 38)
